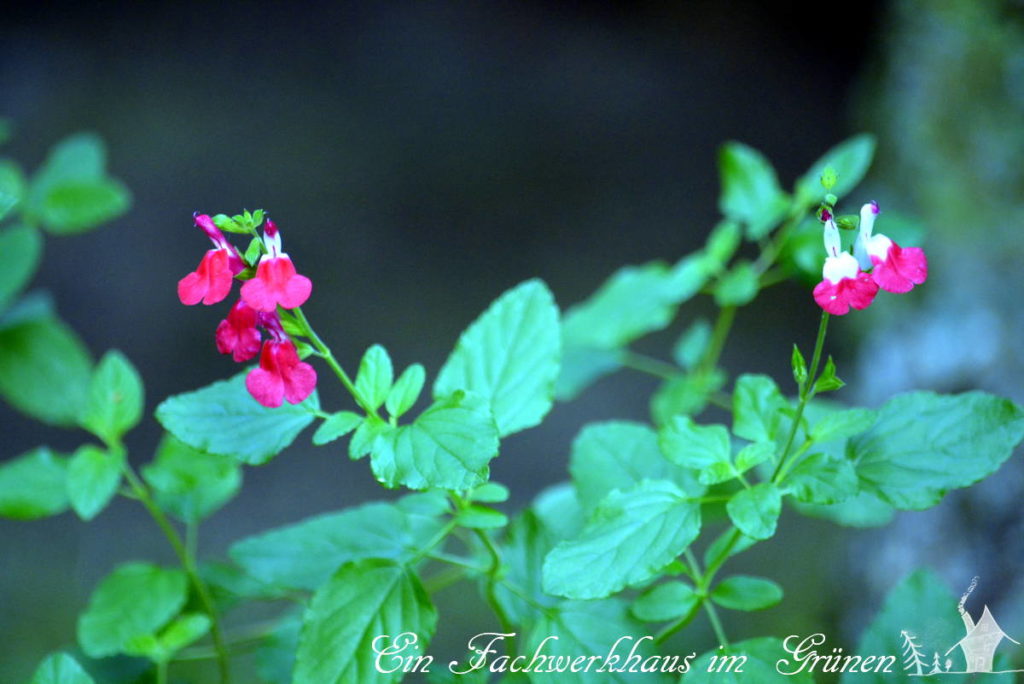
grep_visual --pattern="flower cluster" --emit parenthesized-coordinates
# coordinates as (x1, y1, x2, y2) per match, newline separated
(178, 213, 316, 407)
(813, 202, 927, 315)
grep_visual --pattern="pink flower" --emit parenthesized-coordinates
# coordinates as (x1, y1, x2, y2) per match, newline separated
(177, 214, 246, 306)
(813, 210, 879, 315)
(854, 201, 928, 293)
(215, 299, 262, 362)
(245, 339, 317, 407)
(240, 219, 312, 312)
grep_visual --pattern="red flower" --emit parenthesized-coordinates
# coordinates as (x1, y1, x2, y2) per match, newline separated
(240, 219, 312, 312)
(855, 201, 928, 293)
(813, 211, 878, 315)
(215, 299, 262, 362)
(178, 249, 235, 305)
(245, 339, 317, 407)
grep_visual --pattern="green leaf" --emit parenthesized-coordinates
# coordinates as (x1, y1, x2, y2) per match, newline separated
(726, 483, 781, 540)
(469, 482, 510, 503)
(369, 391, 499, 490)
(851, 391, 1024, 510)
(36, 178, 131, 235)
(142, 435, 242, 522)
(543, 480, 702, 600)
(256, 611, 302, 684)
(711, 575, 783, 611)
(688, 637, 815, 684)
(0, 314, 93, 427)
(672, 318, 712, 371)
(794, 490, 895, 528)
(704, 220, 742, 270)
(29, 652, 96, 684)
(155, 371, 318, 465)
(795, 134, 876, 206)
(230, 495, 446, 590)
(651, 369, 726, 425)
(782, 452, 857, 505)
(492, 510, 560, 626)
(294, 559, 437, 684)
(244, 236, 263, 265)
(0, 225, 42, 312)
(562, 259, 708, 352)
(790, 344, 807, 389)
(812, 355, 844, 393)
(533, 482, 586, 541)
(67, 444, 122, 521)
(355, 344, 393, 412)
(809, 407, 876, 443)
(525, 598, 667, 684)
(80, 350, 143, 444)
(77, 562, 188, 658)
(385, 363, 425, 419)
(839, 570, 957, 684)
(0, 160, 26, 222)
(456, 504, 508, 529)
(732, 374, 787, 443)
(0, 447, 69, 519)
(570, 421, 703, 513)
(631, 581, 699, 622)
(658, 416, 733, 485)
(435, 279, 561, 436)
(702, 528, 758, 568)
(735, 442, 775, 472)
(313, 411, 363, 446)
(714, 261, 760, 307)
(718, 142, 790, 240)
(157, 613, 211, 655)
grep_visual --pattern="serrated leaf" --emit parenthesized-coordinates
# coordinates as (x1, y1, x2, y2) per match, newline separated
(369, 391, 499, 490)
(732, 374, 787, 443)
(658, 416, 733, 485)
(350, 416, 391, 460)
(435, 279, 560, 436)
(386, 363, 425, 419)
(783, 452, 857, 505)
(313, 411, 363, 446)
(155, 371, 318, 465)
(0, 447, 68, 519)
(0, 314, 93, 427)
(810, 407, 876, 443)
(570, 421, 703, 513)
(355, 344, 393, 412)
(711, 575, 783, 611)
(142, 434, 242, 522)
(293, 559, 437, 684)
(718, 142, 790, 239)
(543, 480, 701, 600)
(795, 134, 876, 205)
(735, 441, 774, 472)
(29, 652, 96, 684)
(632, 581, 699, 622)
(80, 350, 143, 444)
(230, 496, 446, 590)
(851, 391, 1024, 510)
(0, 224, 42, 312)
(67, 444, 122, 521)
(726, 483, 781, 540)
(77, 562, 188, 658)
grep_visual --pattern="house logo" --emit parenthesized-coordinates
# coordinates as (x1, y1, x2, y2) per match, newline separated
(901, 577, 1022, 676)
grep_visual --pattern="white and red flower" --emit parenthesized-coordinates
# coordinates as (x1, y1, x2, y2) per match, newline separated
(177, 213, 246, 306)
(240, 218, 312, 312)
(854, 201, 928, 293)
(812, 210, 879, 315)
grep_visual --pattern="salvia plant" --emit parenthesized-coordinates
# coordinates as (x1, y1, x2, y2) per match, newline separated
(2, 130, 1022, 684)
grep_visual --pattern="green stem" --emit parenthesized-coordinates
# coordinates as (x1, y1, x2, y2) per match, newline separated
(121, 463, 231, 684)
(620, 351, 678, 379)
(699, 306, 736, 374)
(772, 311, 830, 483)
(423, 565, 468, 594)
(475, 529, 518, 656)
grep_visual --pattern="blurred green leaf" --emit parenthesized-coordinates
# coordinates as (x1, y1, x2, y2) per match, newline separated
(455, 504, 508, 529)
(67, 444, 122, 521)
(782, 452, 857, 505)
(732, 374, 787, 443)
(659, 416, 735, 485)
(29, 652, 96, 684)
(632, 581, 698, 622)
(142, 435, 242, 522)
(726, 483, 781, 540)
(0, 159, 26, 221)
(672, 318, 712, 371)
(0, 447, 69, 519)
(714, 261, 760, 306)
(718, 142, 790, 239)
(0, 224, 42, 312)
(650, 369, 726, 425)
(711, 575, 783, 611)
(688, 637, 815, 683)
(36, 179, 131, 235)
(80, 350, 144, 444)
(795, 134, 876, 205)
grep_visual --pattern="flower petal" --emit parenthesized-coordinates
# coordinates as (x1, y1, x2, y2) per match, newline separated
(871, 242, 928, 293)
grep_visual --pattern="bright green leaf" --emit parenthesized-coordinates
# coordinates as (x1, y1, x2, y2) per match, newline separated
(385, 363, 425, 419)
(813, 355, 844, 393)
(67, 444, 122, 521)
(704, 220, 742, 269)
(435, 279, 561, 436)
(158, 613, 211, 655)
(543, 480, 702, 600)
(732, 374, 787, 443)
(36, 178, 131, 235)
(795, 134, 876, 206)
(77, 562, 188, 658)
(313, 411, 363, 446)
(632, 581, 699, 622)
(658, 416, 733, 485)
(711, 575, 783, 611)
(0, 224, 41, 312)
(672, 318, 712, 371)
(80, 350, 143, 444)
(349, 416, 392, 460)
(470, 481, 510, 503)
(735, 441, 775, 472)
(142, 435, 242, 522)
(456, 504, 508, 529)
(726, 483, 781, 540)
(718, 142, 790, 240)
(155, 371, 318, 465)
(702, 528, 758, 569)
(293, 559, 437, 684)
(714, 261, 760, 307)
(29, 652, 96, 684)
(782, 452, 857, 505)
(0, 314, 93, 427)
(810, 407, 876, 443)
(791, 344, 807, 389)
(355, 345, 393, 412)
(0, 447, 68, 519)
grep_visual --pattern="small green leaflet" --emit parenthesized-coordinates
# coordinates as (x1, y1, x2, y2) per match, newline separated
(155, 371, 318, 465)
(77, 562, 188, 658)
(717, 142, 790, 240)
(0, 447, 69, 519)
(67, 444, 123, 521)
(434, 279, 561, 437)
(672, 318, 712, 371)
(726, 483, 781, 540)
(142, 435, 242, 522)
(732, 374, 788, 444)
(0, 224, 42, 313)
(386, 364, 426, 418)
(313, 411, 363, 446)
(0, 160, 26, 223)
(293, 559, 437, 684)
(795, 134, 876, 206)
(714, 261, 760, 307)
(355, 344, 393, 412)
(543, 480, 702, 600)
(632, 581, 699, 622)
(79, 350, 144, 445)
(710, 575, 783, 611)
(29, 653, 96, 684)
(658, 416, 733, 485)
(782, 452, 857, 505)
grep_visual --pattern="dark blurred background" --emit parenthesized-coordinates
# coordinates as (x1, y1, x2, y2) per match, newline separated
(3, 1, 1023, 681)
